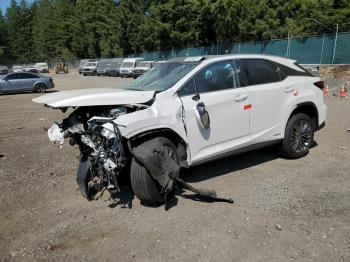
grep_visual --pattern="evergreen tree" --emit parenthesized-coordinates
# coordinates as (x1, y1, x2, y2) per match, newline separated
(0, 10, 8, 61)
(1, 0, 350, 62)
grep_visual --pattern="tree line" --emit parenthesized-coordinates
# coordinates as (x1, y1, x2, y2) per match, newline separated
(0, 0, 349, 64)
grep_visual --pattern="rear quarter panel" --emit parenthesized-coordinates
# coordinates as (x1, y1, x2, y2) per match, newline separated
(281, 76, 325, 134)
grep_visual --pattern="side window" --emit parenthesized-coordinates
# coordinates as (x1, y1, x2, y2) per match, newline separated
(235, 59, 281, 86)
(195, 61, 238, 93)
(5, 74, 19, 80)
(20, 73, 39, 79)
(178, 78, 196, 96)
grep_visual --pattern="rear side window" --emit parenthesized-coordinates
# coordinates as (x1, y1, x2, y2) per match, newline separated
(235, 59, 281, 86)
(274, 62, 313, 77)
(20, 73, 39, 79)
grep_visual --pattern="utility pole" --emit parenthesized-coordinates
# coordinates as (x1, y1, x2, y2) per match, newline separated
(331, 24, 339, 64)
(320, 34, 325, 65)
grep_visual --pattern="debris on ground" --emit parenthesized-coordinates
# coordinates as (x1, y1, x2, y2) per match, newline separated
(276, 225, 282, 231)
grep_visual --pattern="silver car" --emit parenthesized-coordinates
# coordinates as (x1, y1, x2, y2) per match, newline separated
(0, 72, 54, 94)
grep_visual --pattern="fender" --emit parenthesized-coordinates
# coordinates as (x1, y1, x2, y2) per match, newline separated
(283, 101, 319, 133)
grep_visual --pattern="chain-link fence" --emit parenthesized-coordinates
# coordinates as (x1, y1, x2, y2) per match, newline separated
(130, 32, 350, 64)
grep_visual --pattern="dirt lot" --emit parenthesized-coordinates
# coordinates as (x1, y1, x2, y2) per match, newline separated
(0, 72, 349, 262)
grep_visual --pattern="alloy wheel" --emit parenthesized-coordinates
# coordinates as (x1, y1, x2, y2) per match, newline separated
(290, 119, 312, 153)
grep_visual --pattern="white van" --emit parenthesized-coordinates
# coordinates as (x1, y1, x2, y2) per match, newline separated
(35, 62, 49, 73)
(119, 58, 144, 77)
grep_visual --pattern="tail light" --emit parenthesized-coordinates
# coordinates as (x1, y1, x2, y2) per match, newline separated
(314, 81, 324, 90)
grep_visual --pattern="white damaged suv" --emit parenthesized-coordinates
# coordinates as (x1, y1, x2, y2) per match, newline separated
(33, 55, 326, 204)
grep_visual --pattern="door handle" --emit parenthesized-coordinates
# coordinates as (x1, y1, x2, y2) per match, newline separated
(284, 87, 295, 93)
(234, 94, 248, 102)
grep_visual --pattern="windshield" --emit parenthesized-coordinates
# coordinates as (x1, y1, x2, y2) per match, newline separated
(13, 66, 22, 69)
(136, 61, 151, 67)
(87, 62, 97, 67)
(110, 61, 122, 68)
(124, 62, 199, 92)
(97, 62, 110, 68)
(121, 62, 134, 68)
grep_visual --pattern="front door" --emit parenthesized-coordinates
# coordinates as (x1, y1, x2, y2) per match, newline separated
(178, 60, 251, 164)
(0, 73, 21, 92)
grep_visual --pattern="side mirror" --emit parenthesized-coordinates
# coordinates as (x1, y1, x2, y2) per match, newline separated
(196, 102, 210, 129)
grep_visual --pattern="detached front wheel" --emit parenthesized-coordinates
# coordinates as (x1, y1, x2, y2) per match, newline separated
(282, 113, 314, 158)
(130, 137, 179, 204)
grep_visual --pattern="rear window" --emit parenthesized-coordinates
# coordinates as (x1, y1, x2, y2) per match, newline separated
(235, 59, 281, 86)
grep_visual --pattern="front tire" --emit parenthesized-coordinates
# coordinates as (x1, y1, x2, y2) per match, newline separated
(282, 113, 314, 159)
(130, 137, 179, 204)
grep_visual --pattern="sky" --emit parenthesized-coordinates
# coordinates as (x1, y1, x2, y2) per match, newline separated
(0, 0, 34, 14)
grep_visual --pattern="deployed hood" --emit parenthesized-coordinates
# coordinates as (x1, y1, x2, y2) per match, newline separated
(32, 88, 155, 108)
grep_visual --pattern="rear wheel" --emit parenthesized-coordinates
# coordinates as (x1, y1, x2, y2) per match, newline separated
(35, 83, 47, 93)
(130, 137, 179, 204)
(282, 113, 314, 158)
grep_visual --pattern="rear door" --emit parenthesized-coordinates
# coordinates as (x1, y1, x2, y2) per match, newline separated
(235, 59, 291, 142)
(179, 60, 251, 163)
(19, 73, 38, 91)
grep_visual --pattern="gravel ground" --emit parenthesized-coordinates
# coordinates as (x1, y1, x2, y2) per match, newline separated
(0, 72, 349, 262)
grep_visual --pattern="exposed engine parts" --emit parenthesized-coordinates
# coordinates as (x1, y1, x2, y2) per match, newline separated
(49, 106, 135, 200)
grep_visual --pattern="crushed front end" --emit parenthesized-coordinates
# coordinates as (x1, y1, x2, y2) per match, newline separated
(48, 106, 132, 200)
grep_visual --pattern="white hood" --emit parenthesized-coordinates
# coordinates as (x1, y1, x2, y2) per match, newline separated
(32, 88, 155, 108)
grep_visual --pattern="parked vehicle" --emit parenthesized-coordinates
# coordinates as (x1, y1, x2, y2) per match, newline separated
(24, 65, 39, 74)
(0, 72, 54, 93)
(0, 66, 10, 75)
(78, 59, 89, 74)
(11, 65, 24, 73)
(82, 61, 99, 76)
(96, 59, 111, 76)
(33, 54, 326, 204)
(35, 62, 49, 73)
(106, 58, 123, 77)
(119, 57, 144, 77)
(131, 60, 154, 78)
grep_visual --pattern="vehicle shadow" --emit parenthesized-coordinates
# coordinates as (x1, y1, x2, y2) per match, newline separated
(0, 90, 58, 96)
(108, 143, 319, 210)
(181, 145, 280, 183)
(109, 189, 135, 209)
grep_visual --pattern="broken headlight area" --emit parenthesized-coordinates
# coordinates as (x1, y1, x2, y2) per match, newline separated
(48, 106, 130, 200)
